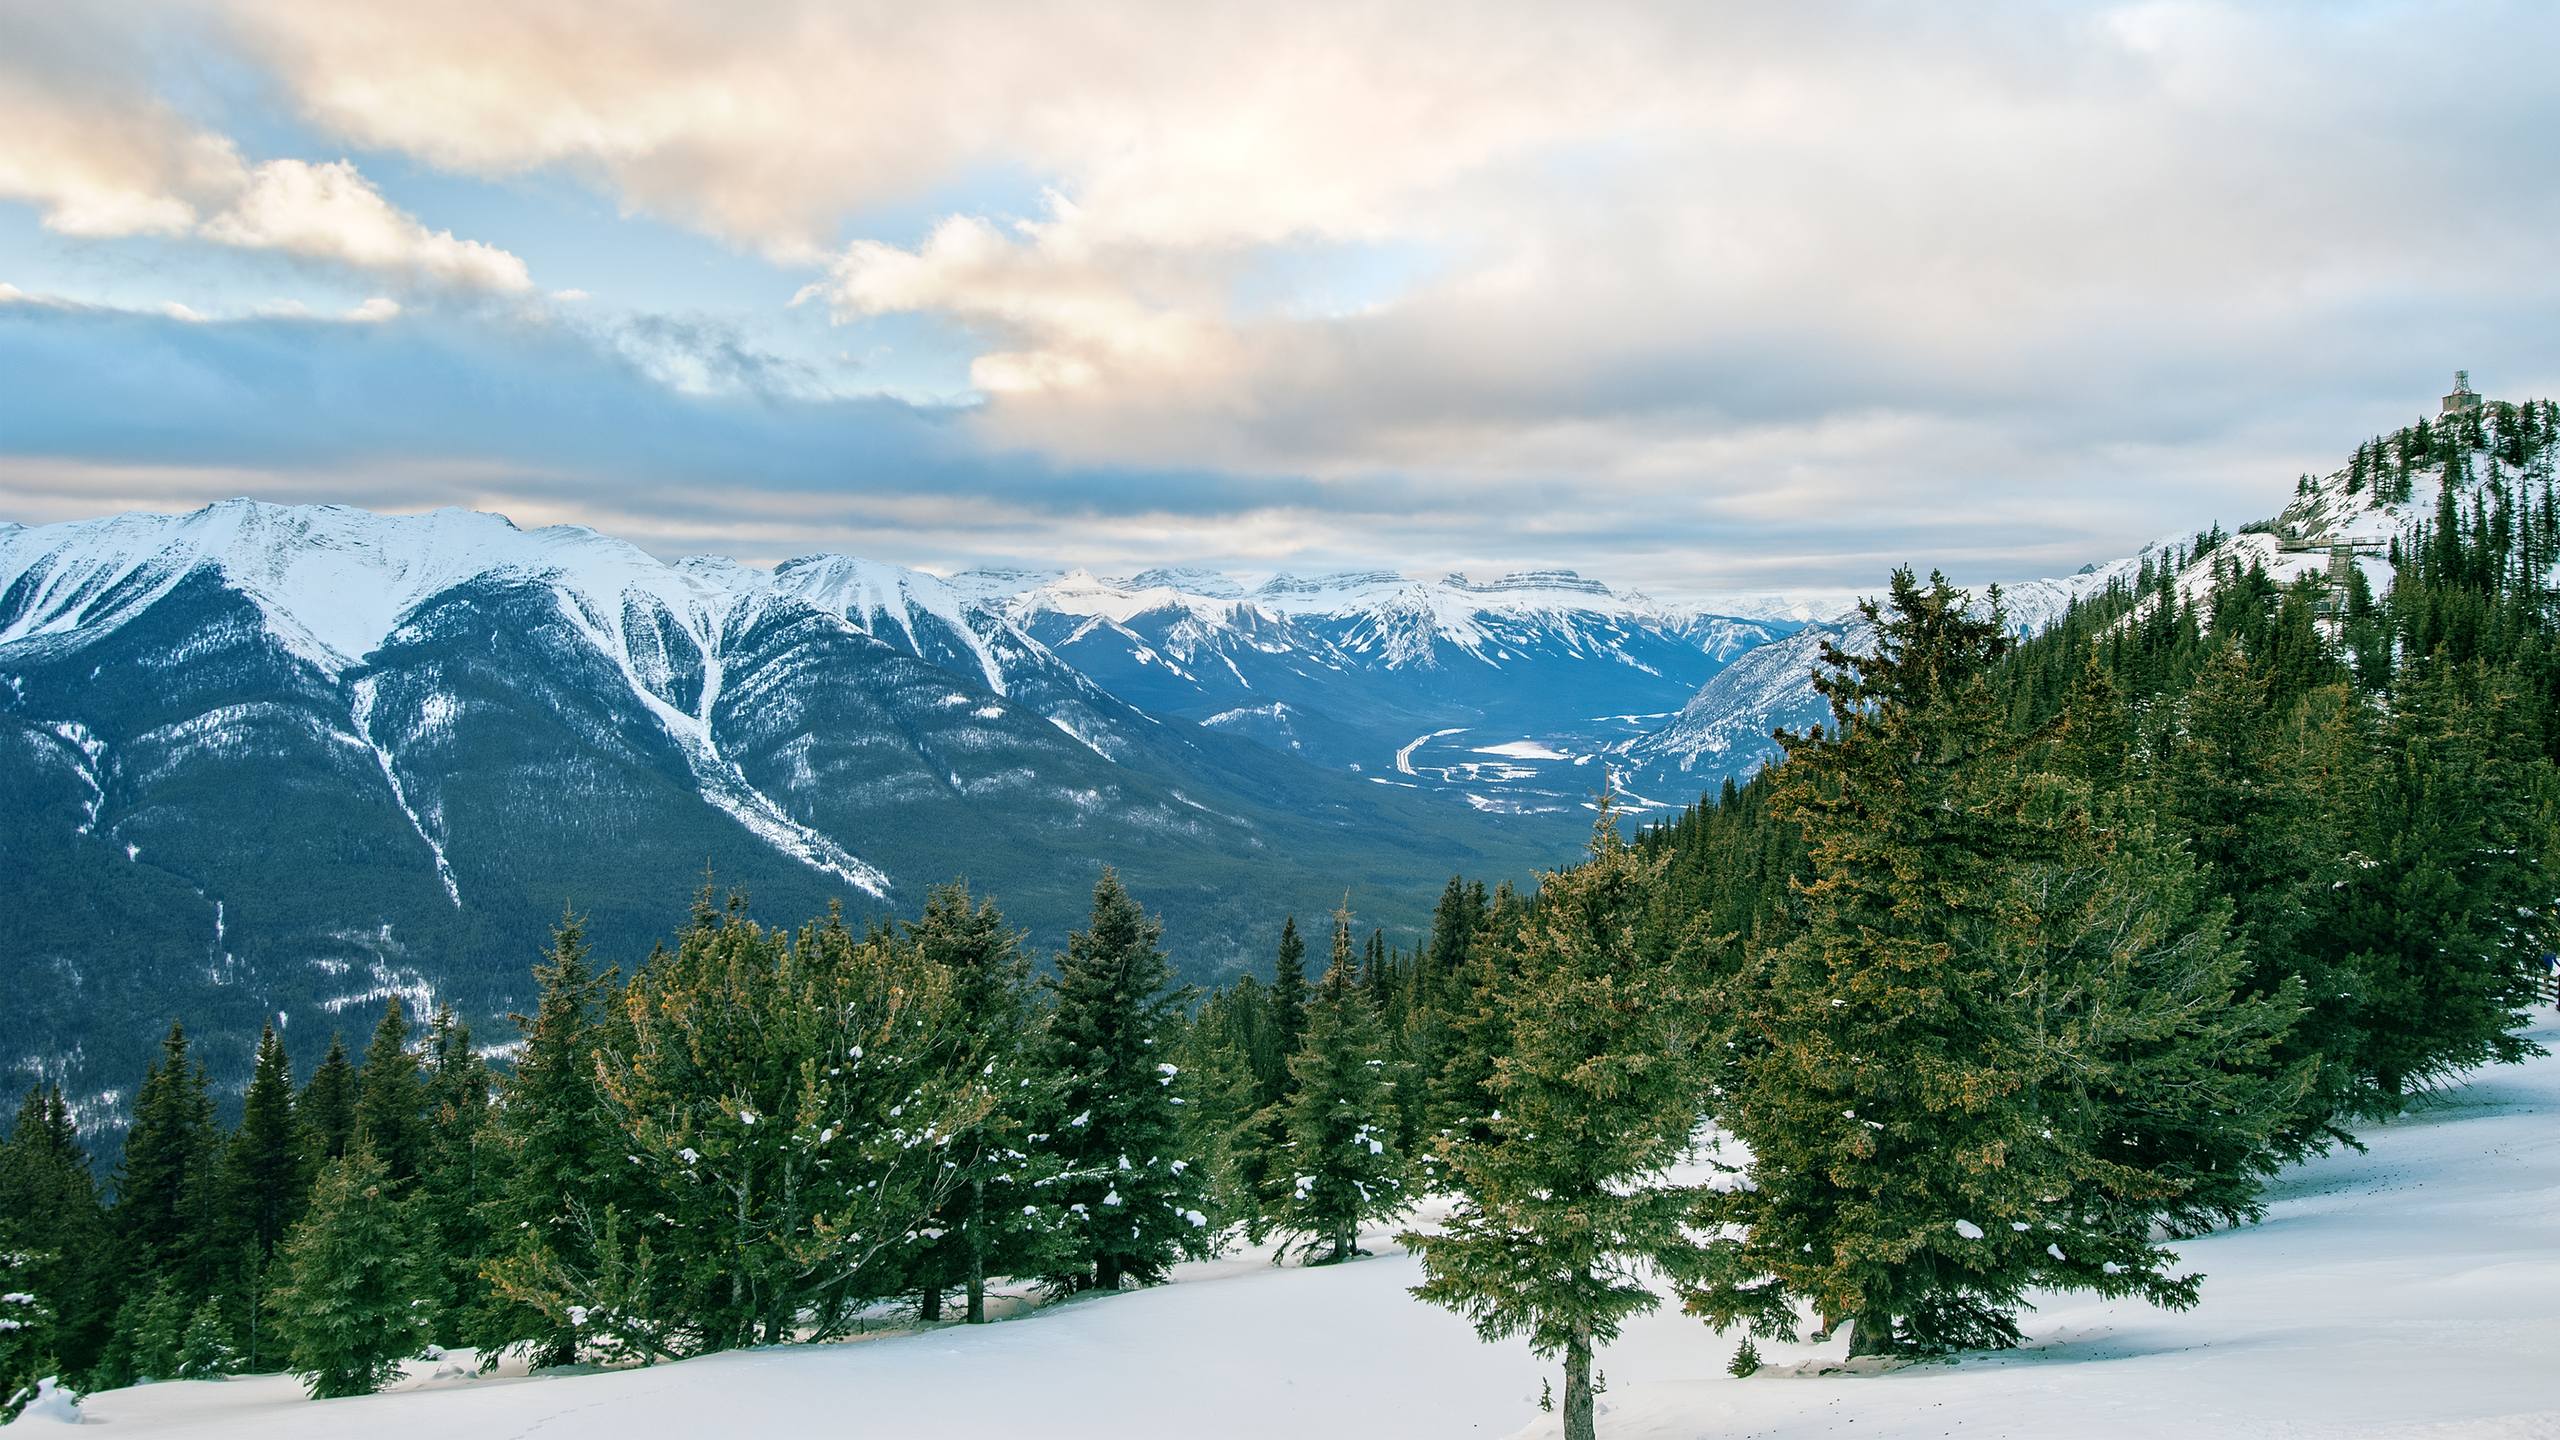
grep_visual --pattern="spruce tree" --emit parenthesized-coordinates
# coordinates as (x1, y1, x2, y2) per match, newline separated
(1684, 570, 2302, 1356)
(115, 1023, 217, 1296)
(903, 882, 1068, 1324)
(0, 1247, 50, 1419)
(420, 1004, 493, 1339)
(223, 1026, 302, 1266)
(353, 998, 426, 1185)
(270, 1142, 436, 1399)
(577, 898, 991, 1353)
(476, 912, 623, 1368)
(1409, 812, 1705, 1440)
(298, 1035, 358, 1169)
(1265, 916, 1309, 1106)
(1040, 870, 1208, 1292)
(1268, 905, 1407, 1264)
(0, 1085, 110, 1385)
(177, 1296, 237, 1379)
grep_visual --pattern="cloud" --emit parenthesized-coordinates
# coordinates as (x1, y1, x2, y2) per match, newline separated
(10, 1, 2560, 593)
(0, 11, 531, 293)
(198, 160, 531, 292)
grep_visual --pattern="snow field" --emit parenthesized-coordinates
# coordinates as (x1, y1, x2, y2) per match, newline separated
(45, 1023, 2560, 1439)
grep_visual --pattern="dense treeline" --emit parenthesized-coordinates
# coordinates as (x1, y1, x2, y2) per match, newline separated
(2, 406, 2552, 1439)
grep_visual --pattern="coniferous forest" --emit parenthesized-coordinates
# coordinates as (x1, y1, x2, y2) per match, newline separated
(4, 403, 2556, 1439)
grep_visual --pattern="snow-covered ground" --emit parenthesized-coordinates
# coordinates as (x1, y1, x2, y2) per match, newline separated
(39, 1022, 2560, 1438)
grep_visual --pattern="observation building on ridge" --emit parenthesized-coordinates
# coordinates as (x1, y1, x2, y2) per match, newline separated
(2443, 370, 2482, 416)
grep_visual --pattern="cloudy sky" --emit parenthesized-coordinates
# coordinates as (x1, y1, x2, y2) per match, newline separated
(2, 1, 2552, 597)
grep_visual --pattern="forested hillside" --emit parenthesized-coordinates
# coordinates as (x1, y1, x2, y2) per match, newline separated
(4, 399, 2553, 1432)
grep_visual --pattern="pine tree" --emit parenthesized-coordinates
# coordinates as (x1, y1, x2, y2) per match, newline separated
(1264, 917, 1309, 1107)
(1169, 1004, 1264, 1240)
(269, 1143, 436, 1399)
(476, 912, 624, 1368)
(1409, 812, 1705, 1440)
(353, 998, 426, 1185)
(298, 1035, 358, 1170)
(0, 1085, 110, 1385)
(419, 1004, 492, 1339)
(119, 1278, 189, 1383)
(115, 1023, 217, 1296)
(176, 1296, 237, 1379)
(0, 1247, 54, 1418)
(1267, 905, 1407, 1264)
(1684, 570, 2301, 1356)
(578, 898, 992, 1353)
(1040, 870, 1209, 1292)
(223, 1027, 301, 1266)
(902, 882, 1069, 1324)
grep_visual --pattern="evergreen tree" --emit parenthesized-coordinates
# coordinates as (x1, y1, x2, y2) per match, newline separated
(903, 882, 1069, 1324)
(1169, 1004, 1264, 1240)
(298, 1035, 358, 1170)
(476, 913, 624, 1368)
(420, 1004, 493, 1339)
(352, 998, 426, 1185)
(0, 1085, 110, 1385)
(1409, 813, 1705, 1440)
(115, 1023, 217, 1296)
(223, 1026, 302, 1266)
(1267, 905, 1407, 1264)
(1040, 871, 1209, 1292)
(1685, 571, 2300, 1356)
(269, 1143, 436, 1399)
(575, 898, 992, 1353)
(176, 1296, 237, 1379)
(1264, 917, 1309, 1107)
(0, 1247, 50, 1419)
(117, 1279, 189, 1384)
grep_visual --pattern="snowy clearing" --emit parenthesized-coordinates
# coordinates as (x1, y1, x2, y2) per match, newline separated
(1471, 739, 1572, 760)
(43, 1022, 2560, 1439)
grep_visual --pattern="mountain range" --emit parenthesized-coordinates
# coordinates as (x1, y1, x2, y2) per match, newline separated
(0, 486, 2317, 1122)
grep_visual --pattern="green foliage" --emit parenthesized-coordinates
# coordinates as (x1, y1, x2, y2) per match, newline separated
(1409, 811, 1705, 1440)
(0, 1086, 109, 1387)
(177, 1296, 237, 1379)
(353, 999, 427, 1186)
(0, 1248, 55, 1417)
(903, 881, 1074, 1323)
(1265, 905, 1409, 1264)
(1040, 870, 1210, 1292)
(580, 895, 994, 1353)
(1684, 570, 2307, 1356)
(297, 1036, 358, 1172)
(269, 1143, 435, 1399)
(475, 912, 626, 1369)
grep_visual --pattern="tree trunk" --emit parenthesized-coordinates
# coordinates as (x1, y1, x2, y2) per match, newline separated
(1845, 1308, 1898, 1358)
(1563, 1329, 1596, 1440)
(920, 1282, 942, 1322)
(965, 1178, 988, 1323)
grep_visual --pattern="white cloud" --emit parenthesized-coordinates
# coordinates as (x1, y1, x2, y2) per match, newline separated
(0, 20, 532, 294)
(199, 160, 530, 292)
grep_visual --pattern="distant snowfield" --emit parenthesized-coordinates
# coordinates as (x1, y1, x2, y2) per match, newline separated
(47, 1023, 2560, 1439)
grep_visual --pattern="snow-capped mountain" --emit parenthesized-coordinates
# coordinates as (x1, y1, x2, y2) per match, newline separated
(1614, 549, 2168, 794)
(971, 564, 1787, 815)
(0, 502, 1587, 1118)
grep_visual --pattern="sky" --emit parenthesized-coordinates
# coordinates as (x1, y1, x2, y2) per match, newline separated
(2, 1, 2555, 599)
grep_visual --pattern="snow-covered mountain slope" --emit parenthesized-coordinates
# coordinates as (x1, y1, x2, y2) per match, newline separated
(1615, 550, 2154, 796)
(983, 564, 1789, 813)
(1618, 417, 2556, 799)
(58, 1023, 2560, 1439)
(0, 501, 1577, 1120)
